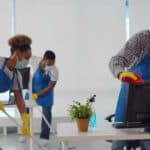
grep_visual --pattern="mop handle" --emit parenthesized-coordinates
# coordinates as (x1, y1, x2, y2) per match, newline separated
(37, 106, 51, 129)
(26, 100, 52, 129)
(2, 110, 45, 150)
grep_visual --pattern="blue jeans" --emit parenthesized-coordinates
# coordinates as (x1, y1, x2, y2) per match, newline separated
(111, 140, 150, 150)
(40, 106, 52, 140)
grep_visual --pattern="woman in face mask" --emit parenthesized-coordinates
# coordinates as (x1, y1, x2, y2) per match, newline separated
(0, 34, 32, 138)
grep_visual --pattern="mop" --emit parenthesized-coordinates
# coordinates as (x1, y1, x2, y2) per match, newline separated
(35, 105, 54, 149)
(0, 102, 46, 150)
(32, 102, 76, 150)
(36, 105, 56, 135)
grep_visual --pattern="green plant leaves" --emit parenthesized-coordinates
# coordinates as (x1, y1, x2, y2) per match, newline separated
(68, 99, 93, 120)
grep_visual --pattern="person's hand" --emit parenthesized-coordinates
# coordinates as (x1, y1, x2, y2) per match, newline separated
(0, 101, 5, 112)
(7, 51, 18, 70)
(119, 71, 144, 84)
(32, 93, 38, 100)
(21, 113, 31, 137)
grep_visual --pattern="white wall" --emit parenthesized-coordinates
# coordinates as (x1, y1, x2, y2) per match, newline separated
(15, 0, 126, 119)
(1, 0, 150, 122)
(130, 0, 150, 34)
(0, 0, 11, 57)
(15, 0, 125, 91)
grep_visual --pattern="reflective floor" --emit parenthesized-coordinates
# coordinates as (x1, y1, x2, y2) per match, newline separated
(0, 133, 111, 150)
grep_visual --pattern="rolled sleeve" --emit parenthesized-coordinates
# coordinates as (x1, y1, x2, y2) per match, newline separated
(109, 29, 150, 78)
(49, 66, 59, 81)
(109, 57, 125, 78)
(12, 71, 23, 90)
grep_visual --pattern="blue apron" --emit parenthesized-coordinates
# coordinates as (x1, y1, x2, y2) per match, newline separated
(32, 68, 53, 106)
(115, 49, 150, 122)
(0, 59, 13, 92)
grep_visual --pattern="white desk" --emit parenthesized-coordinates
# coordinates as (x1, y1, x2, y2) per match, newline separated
(4, 101, 38, 150)
(57, 122, 150, 150)
(3, 101, 37, 133)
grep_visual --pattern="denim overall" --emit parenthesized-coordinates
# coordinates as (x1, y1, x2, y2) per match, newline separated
(115, 49, 150, 122)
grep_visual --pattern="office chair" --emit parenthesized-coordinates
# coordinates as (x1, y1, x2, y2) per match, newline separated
(8, 67, 30, 104)
(105, 114, 140, 150)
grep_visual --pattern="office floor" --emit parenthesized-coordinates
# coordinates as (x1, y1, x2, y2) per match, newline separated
(0, 133, 111, 150)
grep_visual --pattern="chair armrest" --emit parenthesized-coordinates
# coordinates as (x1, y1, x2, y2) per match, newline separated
(105, 114, 115, 122)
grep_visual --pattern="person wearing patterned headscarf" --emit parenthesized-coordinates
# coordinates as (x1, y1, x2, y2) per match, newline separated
(109, 29, 150, 150)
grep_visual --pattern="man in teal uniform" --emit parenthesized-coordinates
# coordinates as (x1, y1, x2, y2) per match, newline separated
(32, 50, 59, 147)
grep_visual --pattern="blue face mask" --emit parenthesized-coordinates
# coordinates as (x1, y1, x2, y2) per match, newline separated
(15, 58, 29, 69)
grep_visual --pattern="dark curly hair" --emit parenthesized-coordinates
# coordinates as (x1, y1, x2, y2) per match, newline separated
(8, 34, 32, 52)
(43, 50, 55, 60)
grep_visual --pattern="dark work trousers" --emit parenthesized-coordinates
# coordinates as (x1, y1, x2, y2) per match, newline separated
(40, 106, 52, 140)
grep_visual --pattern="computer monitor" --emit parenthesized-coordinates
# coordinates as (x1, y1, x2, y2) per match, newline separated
(113, 81, 150, 128)
(124, 81, 150, 125)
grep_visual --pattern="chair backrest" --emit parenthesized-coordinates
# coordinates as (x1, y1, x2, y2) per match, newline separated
(8, 67, 30, 105)
(17, 67, 30, 89)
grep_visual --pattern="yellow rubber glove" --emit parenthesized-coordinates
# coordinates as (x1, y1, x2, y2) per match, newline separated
(21, 113, 31, 137)
(0, 101, 5, 112)
(120, 71, 144, 84)
(32, 93, 38, 101)
(119, 71, 138, 83)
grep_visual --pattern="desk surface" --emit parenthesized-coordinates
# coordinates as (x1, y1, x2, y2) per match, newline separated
(57, 122, 150, 141)
(4, 101, 37, 108)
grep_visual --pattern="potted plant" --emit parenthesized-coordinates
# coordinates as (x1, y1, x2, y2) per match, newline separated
(68, 99, 93, 132)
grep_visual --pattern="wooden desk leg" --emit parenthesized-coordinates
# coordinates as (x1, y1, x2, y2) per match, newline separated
(62, 141, 68, 150)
